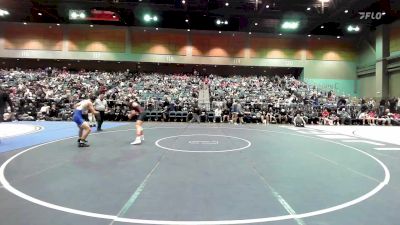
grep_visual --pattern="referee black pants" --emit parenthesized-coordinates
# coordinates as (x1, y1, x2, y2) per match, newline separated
(98, 111, 105, 129)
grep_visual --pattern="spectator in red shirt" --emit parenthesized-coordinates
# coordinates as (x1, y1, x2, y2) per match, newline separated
(367, 110, 377, 125)
(321, 108, 332, 125)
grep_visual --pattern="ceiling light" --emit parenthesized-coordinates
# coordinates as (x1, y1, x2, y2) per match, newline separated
(23, 22, 27, 25)
(320, 25, 324, 29)
(69, 10, 86, 20)
(337, 36, 341, 39)
(308, 34, 311, 37)
(307, 7, 311, 11)
(225, 2, 229, 6)
(71, 12, 78, 19)
(347, 25, 361, 33)
(38, 12, 42, 16)
(254, 22, 258, 26)
(56, 23, 60, 26)
(344, 9, 348, 13)
(182, 0, 185, 3)
(156, 27, 159, 30)
(216, 19, 228, 26)
(143, 14, 158, 23)
(281, 21, 299, 30)
(266, 5, 270, 8)
(144, 14, 151, 22)
(249, 32, 252, 35)
(0, 9, 10, 16)
(187, 29, 190, 32)
(219, 31, 221, 33)
(185, 19, 189, 22)
(382, 12, 386, 15)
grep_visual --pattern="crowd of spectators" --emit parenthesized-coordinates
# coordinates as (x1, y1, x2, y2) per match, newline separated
(0, 67, 399, 126)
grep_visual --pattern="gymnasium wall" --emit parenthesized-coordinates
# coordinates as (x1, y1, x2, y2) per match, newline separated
(131, 30, 188, 55)
(3, 24, 63, 51)
(390, 25, 400, 55)
(356, 21, 400, 98)
(389, 72, 400, 97)
(358, 75, 376, 98)
(303, 60, 357, 96)
(68, 28, 126, 52)
(357, 34, 376, 68)
(0, 22, 358, 95)
(355, 34, 376, 98)
(388, 23, 400, 97)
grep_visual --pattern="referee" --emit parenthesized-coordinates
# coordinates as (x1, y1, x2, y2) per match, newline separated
(94, 94, 107, 131)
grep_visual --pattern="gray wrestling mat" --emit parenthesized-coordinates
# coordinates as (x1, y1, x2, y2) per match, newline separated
(0, 123, 399, 225)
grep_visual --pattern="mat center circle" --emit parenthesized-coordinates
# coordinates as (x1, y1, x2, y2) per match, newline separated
(155, 134, 251, 153)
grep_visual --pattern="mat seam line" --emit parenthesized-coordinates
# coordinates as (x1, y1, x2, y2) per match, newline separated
(109, 123, 191, 224)
(306, 151, 381, 183)
(249, 163, 308, 225)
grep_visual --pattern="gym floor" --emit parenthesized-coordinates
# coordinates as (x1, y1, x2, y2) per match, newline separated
(0, 122, 400, 225)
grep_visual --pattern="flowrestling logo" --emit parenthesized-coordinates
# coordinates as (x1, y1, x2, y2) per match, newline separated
(359, 12, 385, 20)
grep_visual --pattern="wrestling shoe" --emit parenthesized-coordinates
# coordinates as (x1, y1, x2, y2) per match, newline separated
(130, 138, 142, 145)
(78, 142, 90, 147)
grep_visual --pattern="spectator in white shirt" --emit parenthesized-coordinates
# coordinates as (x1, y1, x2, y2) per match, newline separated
(214, 107, 222, 123)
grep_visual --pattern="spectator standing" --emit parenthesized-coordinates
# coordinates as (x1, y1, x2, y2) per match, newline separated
(379, 99, 386, 117)
(389, 97, 397, 113)
(231, 100, 240, 125)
